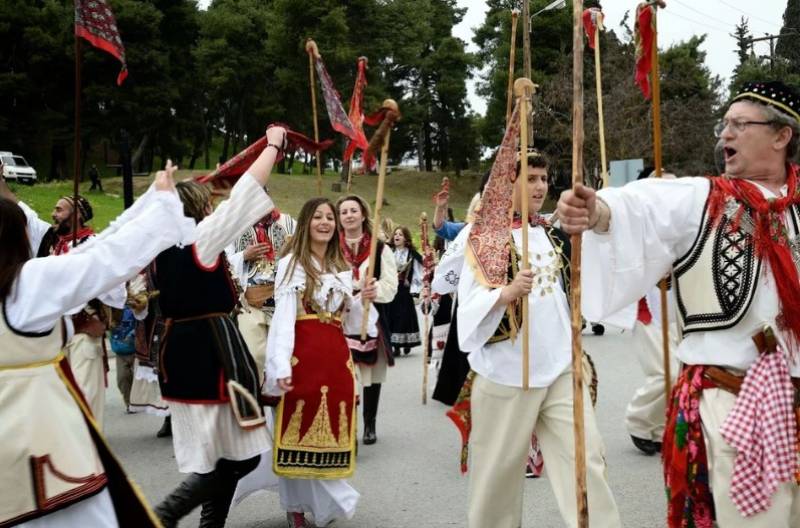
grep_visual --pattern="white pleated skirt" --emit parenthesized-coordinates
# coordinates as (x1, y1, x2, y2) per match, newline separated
(18, 489, 118, 527)
(170, 401, 270, 474)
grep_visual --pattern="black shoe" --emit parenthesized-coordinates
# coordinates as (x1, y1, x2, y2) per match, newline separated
(630, 435, 660, 456)
(403, 347, 411, 355)
(157, 416, 172, 438)
(591, 323, 605, 336)
(363, 419, 377, 445)
(392, 347, 401, 357)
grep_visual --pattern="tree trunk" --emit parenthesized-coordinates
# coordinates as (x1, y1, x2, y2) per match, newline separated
(417, 127, 425, 171)
(131, 134, 149, 169)
(424, 119, 433, 172)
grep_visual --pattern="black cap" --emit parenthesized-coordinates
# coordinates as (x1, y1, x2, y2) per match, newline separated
(732, 81, 800, 122)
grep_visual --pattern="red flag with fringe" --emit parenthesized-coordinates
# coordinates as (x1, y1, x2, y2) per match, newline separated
(74, 0, 128, 85)
(196, 126, 334, 189)
(634, 3, 655, 99)
(343, 57, 376, 171)
(582, 8, 603, 50)
(312, 54, 368, 150)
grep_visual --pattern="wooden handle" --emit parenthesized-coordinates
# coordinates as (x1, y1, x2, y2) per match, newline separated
(515, 77, 533, 392)
(305, 38, 320, 58)
(505, 10, 521, 126)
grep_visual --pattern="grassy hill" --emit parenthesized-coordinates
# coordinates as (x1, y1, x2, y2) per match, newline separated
(11, 168, 483, 243)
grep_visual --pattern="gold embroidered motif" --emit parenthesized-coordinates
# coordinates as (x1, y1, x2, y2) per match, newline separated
(291, 356, 299, 367)
(337, 401, 350, 447)
(299, 386, 338, 448)
(282, 400, 305, 445)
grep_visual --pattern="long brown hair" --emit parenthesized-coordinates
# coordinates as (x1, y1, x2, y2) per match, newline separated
(0, 198, 31, 300)
(282, 198, 348, 305)
(335, 194, 373, 236)
(175, 181, 211, 223)
(391, 225, 417, 253)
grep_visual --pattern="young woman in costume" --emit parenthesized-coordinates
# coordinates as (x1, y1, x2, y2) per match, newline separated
(264, 197, 361, 528)
(386, 225, 423, 356)
(336, 194, 398, 445)
(152, 126, 287, 528)
(0, 167, 192, 528)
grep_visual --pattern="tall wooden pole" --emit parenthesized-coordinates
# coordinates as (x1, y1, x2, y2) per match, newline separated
(570, 0, 589, 526)
(360, 100, 400, 340)
(420, 212, 431, 404)
(522, 0, 534, 146)
(505, 9, 520, 127)
(593, 16, 609, 189)
(514, 78, 534, 391)
(72, 36, 82, 247)
(306, 39, 323, 195)
(649, 2, 672, 401)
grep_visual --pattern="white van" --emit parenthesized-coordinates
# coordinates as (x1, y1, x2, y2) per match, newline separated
(0, 151, 37, 185)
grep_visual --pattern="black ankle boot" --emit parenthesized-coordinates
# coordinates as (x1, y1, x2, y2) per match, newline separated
(157, 415, 172, 438)
(198, 456, 260, 527)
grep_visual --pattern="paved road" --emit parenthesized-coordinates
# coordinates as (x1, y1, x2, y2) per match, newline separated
(106, 326, 666, 527)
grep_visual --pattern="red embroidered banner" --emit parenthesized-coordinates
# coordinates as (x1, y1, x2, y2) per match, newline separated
(343, 58, 372, 170)
(74, 0, 128, 85)
(313, 55, 369, 150)
(582, 8, 603, 50)
(196, 126, 334, 189)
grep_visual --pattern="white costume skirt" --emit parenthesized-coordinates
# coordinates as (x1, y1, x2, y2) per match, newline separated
(19, 489, 118, 528)
(128, 360, 169, 416)
(233, 410, 360, 525)
(170, 401, 270, 474)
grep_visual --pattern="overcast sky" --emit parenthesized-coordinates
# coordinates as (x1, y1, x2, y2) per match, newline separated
(455, 0, 788, 114)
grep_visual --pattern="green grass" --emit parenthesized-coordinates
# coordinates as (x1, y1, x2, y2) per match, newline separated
(11, 169, 483, 242)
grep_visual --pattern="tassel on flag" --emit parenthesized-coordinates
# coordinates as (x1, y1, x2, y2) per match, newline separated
(634, 2, 656, 99)
(74, 0, 128, 85)
(582, 7, 604, 50)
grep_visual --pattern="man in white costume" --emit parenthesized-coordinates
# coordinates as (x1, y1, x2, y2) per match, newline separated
(558, 81, 800, 526)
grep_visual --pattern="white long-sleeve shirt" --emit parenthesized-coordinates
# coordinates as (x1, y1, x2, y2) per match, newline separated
(265, 254, 353, 395)
(458, 225, 572, 388)
(6, 188, 194, 333)
(581, 176, 800, 376)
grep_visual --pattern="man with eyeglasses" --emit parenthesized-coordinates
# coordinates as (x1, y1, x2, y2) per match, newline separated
(558, 80, 800, 527)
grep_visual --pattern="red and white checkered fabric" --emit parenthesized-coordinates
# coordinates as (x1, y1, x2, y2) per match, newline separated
(719, 345, 798, 517)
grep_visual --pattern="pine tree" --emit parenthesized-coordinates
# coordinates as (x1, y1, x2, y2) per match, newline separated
(775, 0, 800, 72)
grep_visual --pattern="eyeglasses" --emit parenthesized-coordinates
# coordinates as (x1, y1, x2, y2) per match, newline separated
(713, 118, 775, 137)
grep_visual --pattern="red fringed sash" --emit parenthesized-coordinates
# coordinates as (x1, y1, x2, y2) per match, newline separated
(663, 366, 714, 528)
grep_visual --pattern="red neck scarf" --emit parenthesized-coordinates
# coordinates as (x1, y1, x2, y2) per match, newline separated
(254, 210, 280, 262)
(53, 226, 95, 255)
(339, 231, 371, 280)
(708, 164, 800, 349)
(511, 212, 548, 229)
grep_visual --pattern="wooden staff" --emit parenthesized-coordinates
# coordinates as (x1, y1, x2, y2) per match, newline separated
(420, 212, 432, 404)
(645, 0, 672, 401)
(505, 9, 520, 127)
(360, 100, 401, 340)
(72, 36, 82, 247)
(305, 39, 323, 196)
(592, 13, 609, 188)
(570, 0, 589, 526)
(514, 77, 534, 391)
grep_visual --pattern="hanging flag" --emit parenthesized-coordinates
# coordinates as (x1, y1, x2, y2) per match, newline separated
(582, 7, 604, 50)
(312, 54, 369, 150)
(195, 125, 334, 189)
(634, 2, 656, 99)
(343, 57, 376, 171)
(74, 0, 128, 85)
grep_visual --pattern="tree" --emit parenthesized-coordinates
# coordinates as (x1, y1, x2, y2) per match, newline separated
(775, 0, 800, 73)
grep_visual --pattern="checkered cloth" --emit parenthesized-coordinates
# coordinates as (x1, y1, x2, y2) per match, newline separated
(719, 345, 798, 517)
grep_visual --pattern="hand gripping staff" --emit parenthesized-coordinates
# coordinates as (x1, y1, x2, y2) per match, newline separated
(419, 212, 434, 404)
(571, 0, 589, 525)
(359, 100, 401, 340)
